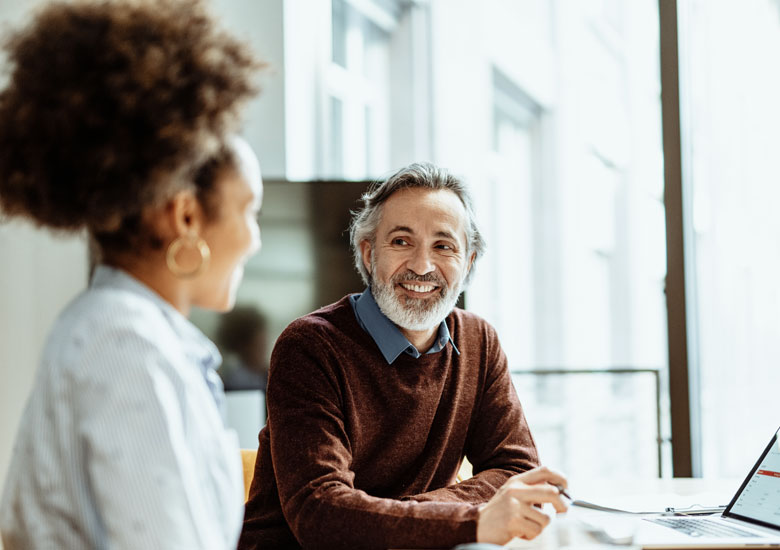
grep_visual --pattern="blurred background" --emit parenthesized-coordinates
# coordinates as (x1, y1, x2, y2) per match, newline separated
(2, 0, 780, 487)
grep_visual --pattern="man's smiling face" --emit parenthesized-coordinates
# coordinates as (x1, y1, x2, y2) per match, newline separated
(360, 186, 474, 332)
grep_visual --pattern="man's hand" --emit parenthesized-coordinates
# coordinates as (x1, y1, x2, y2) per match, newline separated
(476, 466, 568, 544)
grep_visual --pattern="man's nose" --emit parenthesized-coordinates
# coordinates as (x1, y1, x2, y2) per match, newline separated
(406, 247, 435, 275)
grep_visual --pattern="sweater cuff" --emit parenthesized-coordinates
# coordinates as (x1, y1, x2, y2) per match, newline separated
(464, 503, 481, 543)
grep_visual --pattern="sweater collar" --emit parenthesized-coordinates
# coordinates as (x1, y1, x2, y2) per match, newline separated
(349, 287, 459, 365)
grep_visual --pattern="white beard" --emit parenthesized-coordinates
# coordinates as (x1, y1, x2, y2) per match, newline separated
(370, 259, 464, 332)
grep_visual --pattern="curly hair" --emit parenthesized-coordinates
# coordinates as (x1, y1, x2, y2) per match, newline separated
(0, 0, 262, 249)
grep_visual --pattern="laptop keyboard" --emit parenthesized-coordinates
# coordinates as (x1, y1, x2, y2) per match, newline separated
(648, 517, 760, 538)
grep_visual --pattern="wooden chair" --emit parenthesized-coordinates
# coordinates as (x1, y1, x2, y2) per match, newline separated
(239, 448, 471, 501)
(240, 449, 257, 502)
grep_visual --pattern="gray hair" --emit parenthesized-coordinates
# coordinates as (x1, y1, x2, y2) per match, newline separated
(349, 162, 486, 287)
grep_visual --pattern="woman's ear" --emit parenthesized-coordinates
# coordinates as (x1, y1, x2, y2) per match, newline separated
(168, 189, 205, 237)
(143, 189, 206, 245)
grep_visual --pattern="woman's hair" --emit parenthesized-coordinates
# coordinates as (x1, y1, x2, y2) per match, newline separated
(348, 162, 486, 287)
(0, 0, 262, 252)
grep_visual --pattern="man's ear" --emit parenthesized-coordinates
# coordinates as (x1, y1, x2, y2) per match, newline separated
(466, 250, 476, 275)
(360, 239, 373, 274)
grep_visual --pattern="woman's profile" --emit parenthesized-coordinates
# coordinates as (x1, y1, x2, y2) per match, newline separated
(0, 0, 264, 547)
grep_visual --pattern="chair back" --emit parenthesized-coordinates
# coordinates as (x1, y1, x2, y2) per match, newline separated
(240, 449, 257, 502)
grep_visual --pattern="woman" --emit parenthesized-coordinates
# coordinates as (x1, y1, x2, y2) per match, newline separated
(0, 0, 263, 547)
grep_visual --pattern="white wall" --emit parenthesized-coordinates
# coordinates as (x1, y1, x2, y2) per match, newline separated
(0, 223, 88, 487)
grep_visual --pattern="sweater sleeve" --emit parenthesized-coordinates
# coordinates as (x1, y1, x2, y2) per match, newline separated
(267, 325, 480, 550)
(401, 323, 540, 505)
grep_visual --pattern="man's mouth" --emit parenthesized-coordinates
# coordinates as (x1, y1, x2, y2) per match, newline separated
(398, 282, 439, 295)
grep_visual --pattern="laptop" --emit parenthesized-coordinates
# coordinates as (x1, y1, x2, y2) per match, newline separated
(632, 426, 780, 548)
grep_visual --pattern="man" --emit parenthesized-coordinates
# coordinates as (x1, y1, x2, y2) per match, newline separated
(240, 163, 568, 549)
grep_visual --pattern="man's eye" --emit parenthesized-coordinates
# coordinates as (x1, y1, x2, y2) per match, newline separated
(437, 244, 453, 251)
(392, 238, 409, 246)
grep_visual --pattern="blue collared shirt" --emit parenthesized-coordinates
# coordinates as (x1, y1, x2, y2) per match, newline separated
(349, 287, 460, 364)
(0, 265, 244, 550)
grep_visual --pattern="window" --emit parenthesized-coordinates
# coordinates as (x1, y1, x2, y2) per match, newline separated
(466, 0, 668, 478)
(325, 0, 397, 179)
(202, 0, 780, 479)
(212, 0, 679, 477)
(678, 0, 780, 477)
(468, 70, 542, 368)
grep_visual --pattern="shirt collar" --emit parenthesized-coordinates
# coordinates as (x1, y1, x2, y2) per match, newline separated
(350, 287, 459, 365)
(90, 265, 222, 373)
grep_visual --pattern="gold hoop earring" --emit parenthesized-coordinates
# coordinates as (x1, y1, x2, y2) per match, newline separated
(166, 235, 211, 279)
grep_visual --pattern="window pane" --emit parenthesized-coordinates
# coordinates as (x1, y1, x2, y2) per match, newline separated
(679, 0, 780, 477)
(326, 0, 392, 179)
(467, 1, 668, 478)
(361, 16, 388, 79)
(329, 96, 344, 175)
(513, 371, 661, 478)
(331, 0, 347, 67)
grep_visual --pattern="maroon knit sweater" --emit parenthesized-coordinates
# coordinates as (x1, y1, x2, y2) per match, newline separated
(239, 296, 539, 550)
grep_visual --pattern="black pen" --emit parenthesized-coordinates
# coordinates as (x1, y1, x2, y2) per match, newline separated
(554, 484, 572, 501)
(664, 505, 726, 516)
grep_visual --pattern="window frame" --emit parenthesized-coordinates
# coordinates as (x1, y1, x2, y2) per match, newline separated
(659, 0, 700, 477)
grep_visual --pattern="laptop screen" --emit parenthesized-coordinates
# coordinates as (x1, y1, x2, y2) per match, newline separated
(723, 428, 780, 531)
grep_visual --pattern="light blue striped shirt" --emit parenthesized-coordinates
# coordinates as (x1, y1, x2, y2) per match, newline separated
(0, 266, 244, 550)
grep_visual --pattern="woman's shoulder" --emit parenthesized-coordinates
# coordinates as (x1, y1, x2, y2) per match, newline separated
(42, 285, 177, 378)
(60, 284, 171, 337)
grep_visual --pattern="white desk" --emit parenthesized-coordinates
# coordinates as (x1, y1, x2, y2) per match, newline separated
(504, 478, 741, 549)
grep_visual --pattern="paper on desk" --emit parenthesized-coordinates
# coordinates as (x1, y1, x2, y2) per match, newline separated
(561, 492, 725, 549)
(503, 489, 726, 549)
(503, 513, 640, 549)
(571, 499, 655, 514)
(570, 490, 728, 515)
(501, 490, 728, 548)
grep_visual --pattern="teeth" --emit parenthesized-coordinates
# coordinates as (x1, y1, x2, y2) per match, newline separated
(401, 283, 435, 293)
